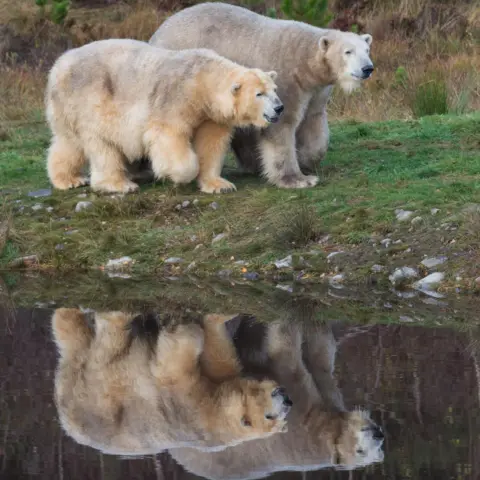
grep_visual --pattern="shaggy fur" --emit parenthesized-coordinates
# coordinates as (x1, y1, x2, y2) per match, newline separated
(51, 309, 292, 455)
(45, 39, 282, 194)
(168, 320, 385, 478)
(150, 2, 374, 188)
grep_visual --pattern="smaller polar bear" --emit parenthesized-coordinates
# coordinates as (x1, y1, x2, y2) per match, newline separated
(51, 309, 292, 455)
(45, 39, 283, 194)
(150, 3, 374, 189)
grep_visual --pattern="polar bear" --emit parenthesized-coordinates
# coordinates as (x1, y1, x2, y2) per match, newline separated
(45, 39, 283, 194)
(51, 309, 292, 455)
(150, 2, 374, 189)
(168, 319, 385, 478)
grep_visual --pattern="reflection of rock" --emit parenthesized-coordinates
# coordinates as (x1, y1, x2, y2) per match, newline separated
(389, 267, 419, 287)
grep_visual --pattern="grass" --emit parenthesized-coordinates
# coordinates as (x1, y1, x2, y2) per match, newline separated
(1, 112, 479, 292)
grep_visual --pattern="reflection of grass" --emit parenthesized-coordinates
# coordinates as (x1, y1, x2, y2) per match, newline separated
(2, 272, 479, 330)
(1, 113, 479, 290)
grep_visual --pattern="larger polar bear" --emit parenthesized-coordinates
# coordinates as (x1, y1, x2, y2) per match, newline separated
(51, 309, 292, 455)
(46, 39, 283, 194)
(150, 2, 374, 189)
(169, 319, 385, 478)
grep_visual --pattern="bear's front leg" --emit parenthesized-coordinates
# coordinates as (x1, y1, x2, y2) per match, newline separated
(193, 121, 236, 194)
(259, 124, 319, 189)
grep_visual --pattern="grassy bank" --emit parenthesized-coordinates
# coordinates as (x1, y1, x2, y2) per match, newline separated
(1, 112, 479, 293)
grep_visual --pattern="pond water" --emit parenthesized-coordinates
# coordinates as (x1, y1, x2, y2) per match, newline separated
(0, 273, 479, 480)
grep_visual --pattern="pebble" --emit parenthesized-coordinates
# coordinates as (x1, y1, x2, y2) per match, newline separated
(107, 272, 132, 279)
(175, 204, 182, 211)
(31, 204, 43, 211)
(329, 274, 344, 285)
(64, 230, 79, 235)
(389, 267, 419, 286)
(393, 239, 403, 245)
(371, 264, 385, 273)
(182, 200, 190, 208)
(380, 239, 392, 248)
(194, 244, 204, 251)
(164, 257, 184, 264)
(212, 233, 226, 244)
(46, 207, 54, 213)
(55, 244, 65, 251)
(421, 256, 447, 269)
(327, 251, 343, 261)
(105, 256, 134, 270)
(77, 193, 88, 198)
(210, 202, 219, 210)
(274, 255, 292, 269)
(399, 315, 414, 323)
(395, 209, 414, 222)
(28, 189, 52, 198)
(244, 272, 259, 281)
(413, 272, 445, 291)
(234, 260, 248, 266)
(411, 216, 423, 226)
(75, 201, 93, 212)
(276, 284, 293, 293)
(217, 269, 232, 277)
(185, 261, 196, 272)
(193, 199, 199, 206)
(190, 235, 198, 242)
(431, 208, 440, 215)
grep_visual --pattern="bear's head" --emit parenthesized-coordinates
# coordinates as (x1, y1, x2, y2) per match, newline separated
(227, 69, 284, 128)
(217, 378, 292, 443)
(318, 31, 374, 93)
(333, 409, 385, 469)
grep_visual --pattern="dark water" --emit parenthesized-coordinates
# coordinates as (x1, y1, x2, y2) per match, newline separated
(0, 273, 479, 480)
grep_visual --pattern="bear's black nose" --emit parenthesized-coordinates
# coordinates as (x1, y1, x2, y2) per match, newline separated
(274, 104, 284, 115)
(362, 65, 374, 78)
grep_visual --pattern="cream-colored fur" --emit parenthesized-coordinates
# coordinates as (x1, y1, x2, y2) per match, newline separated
(169, 320, 385, 478)
(45, 39, 282, 194)
(150, 2, 374, 188)
(51, 309, 292, 455)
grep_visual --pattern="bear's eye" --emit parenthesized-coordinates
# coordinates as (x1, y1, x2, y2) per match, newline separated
(265, 413, 277, 420)
(241, 416, 252, 427)
(256, 92, 263, 97)
(345, 50, 353, 55)
(356, 449, 365, 455)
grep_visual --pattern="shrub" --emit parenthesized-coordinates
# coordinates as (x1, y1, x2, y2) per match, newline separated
(35, 0, 70, 25)
(411, 75, 448, 118)
(280, 0, 333, 27)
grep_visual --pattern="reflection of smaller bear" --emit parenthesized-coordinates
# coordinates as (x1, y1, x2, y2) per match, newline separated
(51, 309, 292, 455)
(45, 39, 283, 194)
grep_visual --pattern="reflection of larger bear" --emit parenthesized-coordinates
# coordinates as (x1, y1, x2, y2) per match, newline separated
(46, 39, 282, 194)
(150, 3, 374, 189)
(169, 319, 385, 478)
(51, 309, 292, 455)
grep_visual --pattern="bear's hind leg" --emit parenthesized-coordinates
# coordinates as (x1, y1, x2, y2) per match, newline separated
(51, 308, 93, 360)
(146, 127, 199, 185)
(193, 121, 236, 194)
(86, 139, 139, 194)
(47, 136, 89, 190)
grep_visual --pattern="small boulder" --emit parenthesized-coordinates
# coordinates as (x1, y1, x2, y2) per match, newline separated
(431, 208, 440, 216)
(212, 233, 226, 244)
(421, 256, 447, 269)
(244, 272, 259, 281)
(274, 255, 292, 269)
(388, 267, 419, 287)
(413, 272, 445, 292)
(210, 202, 219, 210)
(182, 200, 190, 208)
(164, 257, 184, 264)
(395, 209, 414, 222)
(105, 256, 134, 270)
(371, 264, 385, 273)
(28, 188, 52, 198)
(411, 216, 423, 226)
(31, 204, 43, 211)
(75, 201, 93, 213)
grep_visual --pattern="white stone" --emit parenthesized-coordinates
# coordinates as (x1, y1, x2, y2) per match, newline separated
(75, 201, 93, 212)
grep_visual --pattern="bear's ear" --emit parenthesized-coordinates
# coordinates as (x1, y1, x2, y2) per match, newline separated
(361, 33, 373, 46)
(319, 36, 330, 53)
(267, 70, 278, 81)
(231, 82, 242, 94)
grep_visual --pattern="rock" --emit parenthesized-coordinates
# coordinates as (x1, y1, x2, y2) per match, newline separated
(212, 233, 226, 244)
(393, 239, 403, 245)
(190, 235, 198, 242)
(413, 272, 445, 292)
(9, 255, 39, 268)
(411, 216, 423, 226)
(55, 244, 65, 251)
(64, 230, 79, 235)
(431, 208, 440, 215)
(274, 255, 292, 269)
(193, 199, 199, 206)
(371, 264, 385, 273)
(182, 200, 190, 208)
(28, 189, 52, 198)
(77, 193, 88, 198)
(421, 256, 447, 269)
(209, 201, 219, 210)
(318, 234, 331, 244)
(217, 269, 232, 277)
(234, 260, 248, 266)
(380, 239, 392, 248)
(388, 267, 419, 287)
(399, 315, 414, 323)
(422, 297, 448, 306)
(105, 256, 134, 270)
(276, 284, 293, 293)
(46, 207, 54, 213)
(395, 209, 414, 222)
(194, 244, 204, 251)
(31, 203, 43, 211)
(327, 251, 343, 260)
(107, 272, 132, 279)
(75, 201, 93, 212)
(164, 257, 184, 264)
(175, 204, 182, 211)
(244, 272, 259, 281)
(475, 277, 480, 285)
(185, 261, 196, 272)
(329, 274, 344, 285)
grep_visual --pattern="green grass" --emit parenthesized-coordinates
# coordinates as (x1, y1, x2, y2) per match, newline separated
(1, 113, 479, 290)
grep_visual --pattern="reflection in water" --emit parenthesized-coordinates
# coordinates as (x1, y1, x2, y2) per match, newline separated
(0, 297, 479, 479)
(52, 309, 291, 455)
